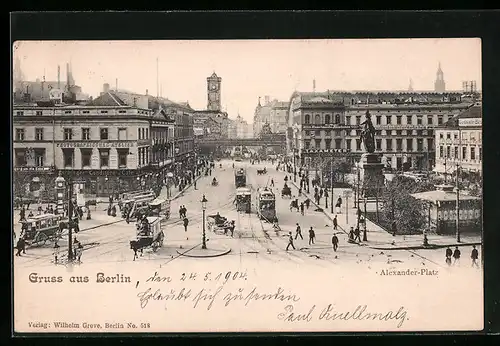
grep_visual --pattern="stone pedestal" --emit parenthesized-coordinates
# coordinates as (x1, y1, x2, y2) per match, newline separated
(358, 153, 384, 198)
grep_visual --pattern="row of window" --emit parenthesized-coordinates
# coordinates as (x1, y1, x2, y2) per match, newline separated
(303, 114, 450, 126)
(304, 129, 435, 137)
(15, 109, 133, 116)
(302, 138, 433, 152)
(14, 127, 152, 141)
(439, 131, 481, 141)
(439, 145, 482, 161)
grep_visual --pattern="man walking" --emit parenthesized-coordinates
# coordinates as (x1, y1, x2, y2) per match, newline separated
(295, 223, 303, 240)
(471, 245, 479, 268)
(183, 217, 189, 233)
(332, 233, 339, 252)
(270, 178, 274, 187)
(333, 215, 338, 230)
(453, 246, 461, 265)
(354, 227, 361, 243)
(308, 227, 315, 245)
(286, 232, 295, 251)
(445, 247, 453, 266)
(300, 202, 305, 216)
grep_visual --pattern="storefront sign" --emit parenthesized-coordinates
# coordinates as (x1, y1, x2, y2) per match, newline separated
(58, 169, 149, 177)
(56, 141, 136, 148)
(459, 118, 482, 127)
(14, 166, 54, 172)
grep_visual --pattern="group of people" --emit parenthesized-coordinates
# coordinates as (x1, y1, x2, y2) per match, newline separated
(285, 223, 340, 252)
(445, 245, 480, 267)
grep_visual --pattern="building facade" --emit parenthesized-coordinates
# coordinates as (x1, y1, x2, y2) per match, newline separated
(227, 118, 237, 139)
(234, 114, 252, 139)
(253, 96, 288, 137)
(207, 72, 222, 111)
(434, 105, 482, 174)
(269, 101, 289, 134)
(287, 91, 473, 172)
(13, 103, 155, 199)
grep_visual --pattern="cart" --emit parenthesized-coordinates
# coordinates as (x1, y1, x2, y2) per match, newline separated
(129, 216, 165, 259)
(148, 198, 171, 220)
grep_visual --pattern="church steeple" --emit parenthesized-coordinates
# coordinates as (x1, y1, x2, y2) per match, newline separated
(408, 78, 414, 92)
(434, 62, 445, 93)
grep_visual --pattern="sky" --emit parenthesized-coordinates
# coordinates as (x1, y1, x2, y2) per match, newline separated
(13, 39, 481, 124)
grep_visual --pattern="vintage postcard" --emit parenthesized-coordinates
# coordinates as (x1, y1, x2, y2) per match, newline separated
(12, 38, 483, 333)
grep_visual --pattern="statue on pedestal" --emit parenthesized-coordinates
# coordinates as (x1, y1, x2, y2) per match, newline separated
(360, 110, 376, 153)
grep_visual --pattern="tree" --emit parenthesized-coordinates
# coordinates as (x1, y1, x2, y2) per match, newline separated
(380, 176, 426, 234)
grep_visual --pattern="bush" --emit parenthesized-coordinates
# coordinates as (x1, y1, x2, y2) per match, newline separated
(379, 176, 427, 235)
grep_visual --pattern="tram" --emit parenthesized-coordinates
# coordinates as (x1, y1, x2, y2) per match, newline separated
(256, 187, 277, 223)
(235, 168, 246, 188)
(235, 187, 252, 213)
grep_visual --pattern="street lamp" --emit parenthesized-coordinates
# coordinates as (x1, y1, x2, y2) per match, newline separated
(201, 195, 208, 250)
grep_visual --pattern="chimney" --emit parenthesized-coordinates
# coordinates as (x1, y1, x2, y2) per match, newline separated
(146, 89, 148, 96)
(57, 65, 61, 89)
(66, 63, 70, 90)
(133, 97, 137, 107)
(115, 78, 118, 91)
(265, 96, 270, 105)
(103, 83, 110, 93)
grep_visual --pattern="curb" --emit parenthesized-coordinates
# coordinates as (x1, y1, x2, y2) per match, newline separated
(370, 242, 482, 251)
(176, 246, 231, 258)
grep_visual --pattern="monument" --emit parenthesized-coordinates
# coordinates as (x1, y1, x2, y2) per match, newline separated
(358, 110, 384, 198)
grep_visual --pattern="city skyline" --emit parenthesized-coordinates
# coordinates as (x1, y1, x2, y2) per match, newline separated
(13, 38, 481, 123)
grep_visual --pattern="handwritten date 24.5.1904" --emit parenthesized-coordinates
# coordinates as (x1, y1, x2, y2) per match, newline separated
(145, 270, 248, 285)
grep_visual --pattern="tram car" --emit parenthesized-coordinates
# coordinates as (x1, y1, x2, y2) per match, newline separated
(148, 198, 171, 219)
(21, 214, 65, 247)
(129, 216, 165, 257)
(235, 187, 252, 213)
(256, 187, 278, 223)
(235, 168, 246, 187)
(121, 192, 156, 219)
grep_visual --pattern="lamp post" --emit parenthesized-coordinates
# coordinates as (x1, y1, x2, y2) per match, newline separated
(201, 194, 208, 249)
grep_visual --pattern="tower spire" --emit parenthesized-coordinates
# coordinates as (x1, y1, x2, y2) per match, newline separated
(156, 57, 159, 98)
(313, 79, 316, 93)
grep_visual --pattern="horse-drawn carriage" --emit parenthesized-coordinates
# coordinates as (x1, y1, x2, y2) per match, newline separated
(236, 187, 252, 213)
(207, 213, 234, 233)
(21, 214, 65, 247)
(256, 187, 278, 223)
(129, 216, 165, 259)
(256, 167, 267, 175)
(281, 184, 292, 198)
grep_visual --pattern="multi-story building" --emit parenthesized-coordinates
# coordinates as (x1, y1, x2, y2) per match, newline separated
(287, 92, 353, 170)
(434, 105, 482, 174)
(234, 114, 252, 139)
(269, 101, 289, 134)
(287, 90, 474, 172)
(253, 96, 289, 137)
(227, 118, 237, 139)
(13, 102, 154, 199)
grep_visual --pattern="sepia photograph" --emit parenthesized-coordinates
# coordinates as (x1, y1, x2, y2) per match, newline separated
(12, 38, 483, 333)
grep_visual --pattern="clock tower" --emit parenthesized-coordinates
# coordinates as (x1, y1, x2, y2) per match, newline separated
(207, 72, 222, 111)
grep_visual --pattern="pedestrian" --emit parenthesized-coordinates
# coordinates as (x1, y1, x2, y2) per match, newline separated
(230, 220, 235, 237)
(305, 198, 310, 209)
(194, 180, 197, 190)
(15, 237, 25, 256)
(270, 179, 274, 187)
(300, 202, 305, 216)
(295, 223, 303, 240)
(471, 245, 479, 268)
(53, 242, 60, 264)
(308, 227, 315, 245)
(453, 246, 461, 265)
(445, 246, 453, 266)
(183, 217, 189, 232)
(332, 233, 339, 251)
(348, 227, 355, 242)
(179, 206, 183, 219)
(76, 243, 83, 263)
(286, 232, 295, 251)
(354, 227, 361, 242)
(333, 215, 338, 230)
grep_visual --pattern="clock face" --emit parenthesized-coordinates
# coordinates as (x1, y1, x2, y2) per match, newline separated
(210, 84, 217, 91)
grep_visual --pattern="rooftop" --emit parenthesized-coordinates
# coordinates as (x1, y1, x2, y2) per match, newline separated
(439, 105, 482, 128)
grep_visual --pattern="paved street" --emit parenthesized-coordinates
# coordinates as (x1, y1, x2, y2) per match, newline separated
(13, 159, 482, 276)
